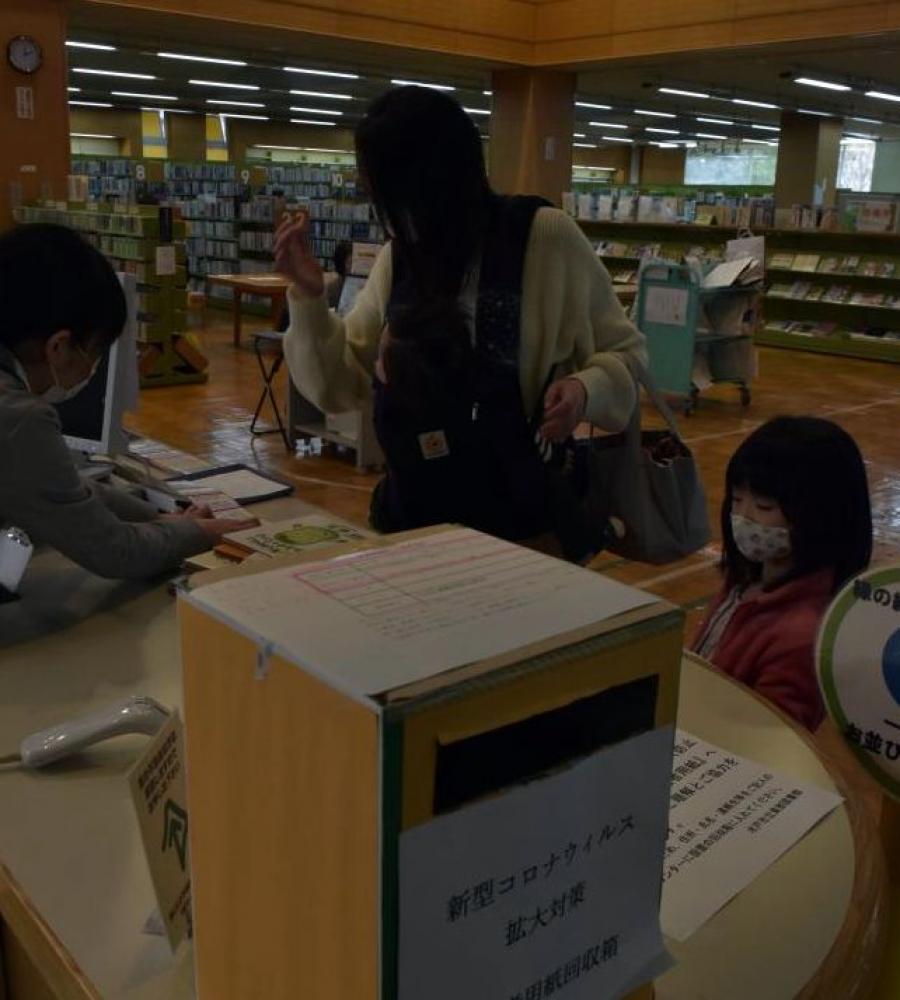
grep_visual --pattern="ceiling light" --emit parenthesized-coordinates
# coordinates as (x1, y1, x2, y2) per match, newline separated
(573, 132, 586, 138)
(695, 132, 728, 139)
(68, 100, 113, 107)
(206, 99, 265, 108)
(70, 132, 116, 138)
(850, 116, 883, 124)
(219, 113, 269, 120)
(463, 107, 490, 115)
(653, 142, 679, 148)
(589, 121, 628, 129)
(573, 165, 616, 171)
(797, 108, 832, 117)
(697, 116, 733, 125)
(391, 78, 456, 91)
(483, 90, 493, 96)
(635, 108, 677, 118)
(289, 89, 353, 100)
(601, 136, 633, 142)
(111, 91, 178, 100)
(795, 76, 851, 92)
(576, 101, 612, 110)
(742, 137, 777, 144)
(751, 124, 780, 132)
(158, 51, 247, 66)
(290, 118, 337, 126)
(659, 87, 710, 99)
(255, 145, 347, 152)
(866, 90, 900, 103)
(733, 98, 778, 109)
(645, 127, 679, 134)
(289, 106, 343, 116)
(189, 79, 260, 90)
(67, 87, 80, 92)
(284, 66, 360, 80)
(72, 68, 154, 79)
(843, 132, 878, 140)
(66, 41, 116, 51)
(141, 107, 194, 114)
(573, 142, 597, 148)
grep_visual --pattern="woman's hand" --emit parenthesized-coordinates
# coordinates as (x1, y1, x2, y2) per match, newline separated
(274, 212, 325, 298)
(540, 378, 587, 443)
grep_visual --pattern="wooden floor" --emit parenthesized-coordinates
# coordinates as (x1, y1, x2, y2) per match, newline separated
(129, 317, 900, 639)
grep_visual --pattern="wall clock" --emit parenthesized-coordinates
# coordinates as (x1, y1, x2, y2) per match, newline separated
(7, 36, 43, 75)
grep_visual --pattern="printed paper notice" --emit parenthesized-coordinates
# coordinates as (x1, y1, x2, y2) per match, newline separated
(660, 730, 842, 941)
(399, 727, 674, 1000)
(128, 712, 192, 951)
(188, 527, 655, 695)
(155, 245, 176, 277)
(644, 286, 689, 327)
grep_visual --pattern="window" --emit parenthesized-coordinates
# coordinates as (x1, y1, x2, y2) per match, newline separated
(837, 139, 876, 193)
(685, 145, 777, 185)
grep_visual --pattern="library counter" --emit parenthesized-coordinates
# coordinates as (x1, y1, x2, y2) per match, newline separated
(0, 519, 888, 1000)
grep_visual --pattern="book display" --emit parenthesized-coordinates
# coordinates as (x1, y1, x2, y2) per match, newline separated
(577, 219, 900, 364)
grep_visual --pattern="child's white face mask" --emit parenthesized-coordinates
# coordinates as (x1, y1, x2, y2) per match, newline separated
(730, 513, 792, 563)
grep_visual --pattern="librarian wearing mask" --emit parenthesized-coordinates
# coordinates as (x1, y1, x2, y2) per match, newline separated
(277, 86, 646, 550)
(0, 224, 245, 580)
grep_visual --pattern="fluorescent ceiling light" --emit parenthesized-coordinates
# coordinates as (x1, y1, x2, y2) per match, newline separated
(589, 121, 628, 129)
(576, 101, 612, 110)
(843, 132, 877, 140)
(635, 108, 677, 118)
(289, 89, 353, 100)
(66, 41, 115, 51)
(284, 66, 360, 80)
(72, 68, 154, 79)
(573, 132, 586, 138)
(601, 135, 633, 142)
(797, 108, 832, 117)
(733, 98, 778, 109)
(70, 132, 116, 138)
(751, 124, 780, 132)
(289, 106, 343, 116)
(795, 76, 851, 92)
(573, 142, 596, 148)
(573, 165, 616, 170)
(866, 90, 900, 103)
(697, 116, 733, 125)
(207, 99, 265, 108)
(742, 137, 777, 144)
(645, 127, 679, 134)
(681, 141, 698, 148)
(158, 51, 247, 66)
(463, 107, 490, 115)
(659, 87, 709, 99)
(695, 132, 728, 139)
(67, 86, 81, 92)
(141, 107, 194, 114)
(483, 90, 493, 97)
(850, 116, 883, 124)
(653, 142, 679, 148)
(391, 78, 455, 92)
(189, 79, 260, 90)
(69, 100, 112, 107)
(112, 91, 178, 100)
(255, 144, 347, 151)
(219, 113, 268, 120)
(290, 118, 337, 126)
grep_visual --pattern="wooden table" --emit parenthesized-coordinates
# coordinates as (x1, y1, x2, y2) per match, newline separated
(206, 273, 290, 348)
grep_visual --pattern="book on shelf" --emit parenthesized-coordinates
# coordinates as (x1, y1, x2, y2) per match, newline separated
(792, 254, 820, 272)
(789, 280, 813, 299)
(769, 283, 793, 298)
(788, 321, 817, 336)
(805, 286, 825, 302)
(859, 260, 880, 277)
(880, 261, 897, 278)
(818, 257, 840, 274)
(769, 252, 795, 270)
(824, 284, 851, 303)
(850, 290, 886, 307)
(812, 321, 838, 336)
(765, 320, 795, 332)
(838, 255, 861, 273)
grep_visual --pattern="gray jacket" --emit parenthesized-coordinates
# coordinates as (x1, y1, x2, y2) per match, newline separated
(0, 349, 208, 579)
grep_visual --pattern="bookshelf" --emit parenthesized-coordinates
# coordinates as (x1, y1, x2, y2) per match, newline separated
(577, 219, 900, 365)
(12, 202, 208, 386)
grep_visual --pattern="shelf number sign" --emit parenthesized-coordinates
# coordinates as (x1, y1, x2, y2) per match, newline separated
(135, 164, 146, 181)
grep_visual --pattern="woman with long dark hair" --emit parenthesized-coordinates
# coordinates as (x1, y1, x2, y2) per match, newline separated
(277, 86, 646, 550)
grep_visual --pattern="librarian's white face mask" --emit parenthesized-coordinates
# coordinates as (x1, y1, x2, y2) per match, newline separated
(730, 513, 792, 563)
(12, 349, 98, 403)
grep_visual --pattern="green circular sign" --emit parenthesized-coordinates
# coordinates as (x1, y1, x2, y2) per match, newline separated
(816, 563, 900, 800)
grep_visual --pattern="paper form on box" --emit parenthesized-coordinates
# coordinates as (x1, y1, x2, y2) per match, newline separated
(186, 527, 657, 696)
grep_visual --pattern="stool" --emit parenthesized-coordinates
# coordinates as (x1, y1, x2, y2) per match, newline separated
(250, 331, 290, 452)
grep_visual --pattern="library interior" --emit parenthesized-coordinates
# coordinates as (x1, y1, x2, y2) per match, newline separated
(1, 1, 900, 998)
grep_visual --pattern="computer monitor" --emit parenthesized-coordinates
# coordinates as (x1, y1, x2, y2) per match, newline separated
(55, 272, 139, 457)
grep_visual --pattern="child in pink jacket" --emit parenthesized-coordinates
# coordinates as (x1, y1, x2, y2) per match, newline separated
(692, 417, 872, 730)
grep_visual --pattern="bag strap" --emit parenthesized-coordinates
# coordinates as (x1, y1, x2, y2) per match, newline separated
(628, 359, 684, 440)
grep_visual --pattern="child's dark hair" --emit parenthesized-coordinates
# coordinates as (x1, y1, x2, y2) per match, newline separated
(333, 241, 352, 277)
(382, 298, 473, 411)
(0, 224, 126, 351)
(721, 416, 872, 592)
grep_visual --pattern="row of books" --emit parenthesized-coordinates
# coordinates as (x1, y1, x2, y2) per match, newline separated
(164, 163, 237, 181)
(768, 252, 897, 278)
(567, 190, 776, 227)
(239, 231, 275, 252)
(186, 220, 238, 239)
(768, 282, 900, 308)
(765, 320, 900, 341)
(173, 198, 237, 221)
(185, 237, 239, 261)
(187, 256, 238, 278)
(267, 166, 348, 185)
